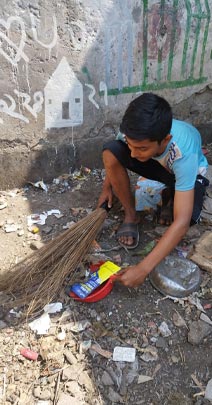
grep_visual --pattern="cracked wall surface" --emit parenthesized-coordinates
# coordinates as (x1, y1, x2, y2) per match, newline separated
(0, 0, 212, 187)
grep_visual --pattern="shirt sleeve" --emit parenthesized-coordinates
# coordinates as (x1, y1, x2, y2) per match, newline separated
(173, 153, 199, 191)
(116, 131, 126, 143)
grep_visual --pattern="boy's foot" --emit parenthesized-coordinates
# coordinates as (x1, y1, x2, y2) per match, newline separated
(158, 205, 173, 226)
(117, 217, 140, 249)
(157, 188, 174, 226)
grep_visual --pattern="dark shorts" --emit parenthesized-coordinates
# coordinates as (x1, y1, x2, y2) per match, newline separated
(103, 140, 209, 224)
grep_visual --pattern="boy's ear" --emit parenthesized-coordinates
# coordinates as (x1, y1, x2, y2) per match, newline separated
(164, 134, 172, 144)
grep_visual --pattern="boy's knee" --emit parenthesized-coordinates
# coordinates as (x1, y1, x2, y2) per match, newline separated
(103, 149, 119, 167)
(102, 139, 129, 167)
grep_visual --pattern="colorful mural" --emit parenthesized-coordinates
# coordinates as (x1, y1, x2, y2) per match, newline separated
(0, 1, 211, 128)
(103, 0, 211, 96)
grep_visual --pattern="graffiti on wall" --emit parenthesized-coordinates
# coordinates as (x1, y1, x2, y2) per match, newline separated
(44, 57, 83, 129)
(104, 0, 211, 95)
(44, 57, 109, 129)
(0, 91, 44, 124)
(0, 1, 211, 127)
(0, 55, 108, 128)
(0, 14, 107, 128)
(0, 15, 57, 67)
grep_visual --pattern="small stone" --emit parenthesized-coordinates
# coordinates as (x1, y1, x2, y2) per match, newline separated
(0, 200, 7, 210)
(34, 387, 42, 398)
(64, 350, 77, 365)
(137, 375, 153, 384)
(188, 320, 212, 345)
(33, 387, 51, 401)
(57, 393, 75, 405)
(156, 337, 167, 349)
(158, 321, 172, 337)
(66, 381, 84, 399)
(4, 224, 18, 233)
(101, 371, 114, 386)
(140, 346, 158, 362)
(78, 371, 95, 392)
(30, 241, 44, 250)
(4, 337, 11, 344)
(107, 387, 124, 403)
(0, 320, 7, 329)
(62, 365, 84, 381)
(171, 355, 179, 364)
(42, 226, 53, 234)
(205, 378, 212, 402)
(39, 390, 51, 401)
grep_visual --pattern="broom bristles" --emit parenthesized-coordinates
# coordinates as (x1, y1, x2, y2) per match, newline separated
(0, 207, 107, 316)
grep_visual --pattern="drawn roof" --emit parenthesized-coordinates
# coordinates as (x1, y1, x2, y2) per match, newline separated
(44, 57, 81, 90)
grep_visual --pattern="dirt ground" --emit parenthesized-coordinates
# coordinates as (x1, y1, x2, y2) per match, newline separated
(0, 168, 212, 405)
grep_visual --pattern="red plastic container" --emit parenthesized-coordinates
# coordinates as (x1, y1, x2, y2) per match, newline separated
(20, 348, 38, 361)
(69, 274, 118, 303)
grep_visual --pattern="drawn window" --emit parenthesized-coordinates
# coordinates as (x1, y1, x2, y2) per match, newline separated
(62, 102, 70, 119)
(75, 98, 80, 103)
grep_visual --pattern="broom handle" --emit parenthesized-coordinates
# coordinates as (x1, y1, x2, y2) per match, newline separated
(100, 201, 112, 212)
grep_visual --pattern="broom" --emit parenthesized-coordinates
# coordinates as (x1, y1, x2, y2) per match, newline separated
(0, 203, 109, 317)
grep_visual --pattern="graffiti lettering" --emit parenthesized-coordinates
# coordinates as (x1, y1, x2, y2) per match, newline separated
(30, 14, 57, 50)
(85, 83, 99, 110)
(0, 16, 29, 66)
(0, 91, 44, 124)
(14, 90, 44, 118)
(0, 14, 58, 67)
(0, 94, 29, 123)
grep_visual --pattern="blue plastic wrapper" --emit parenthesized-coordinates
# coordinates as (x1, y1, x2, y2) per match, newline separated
(71, 272, 100, 299)
(135, 176, 166, 211)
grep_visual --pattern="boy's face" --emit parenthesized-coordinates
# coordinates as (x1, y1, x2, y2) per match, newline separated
(125, 135, 172, 162)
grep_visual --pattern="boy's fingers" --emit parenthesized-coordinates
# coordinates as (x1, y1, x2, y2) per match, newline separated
(112, 269, 128, 281)
(108, 196, 113, 208)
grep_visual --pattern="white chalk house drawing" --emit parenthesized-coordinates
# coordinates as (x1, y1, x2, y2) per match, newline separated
(44, 57, 83, 129)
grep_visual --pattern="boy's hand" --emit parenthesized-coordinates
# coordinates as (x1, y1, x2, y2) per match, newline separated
(97, 179, 113, 209)
(117, 264, 149, 287)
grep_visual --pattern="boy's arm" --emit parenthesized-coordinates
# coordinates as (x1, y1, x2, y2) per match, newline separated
(119, 188, 194, 287)
(97, 175, 113, 208)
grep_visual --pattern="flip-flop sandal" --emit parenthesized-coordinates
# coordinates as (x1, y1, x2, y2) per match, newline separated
(116, 222, 139, 250)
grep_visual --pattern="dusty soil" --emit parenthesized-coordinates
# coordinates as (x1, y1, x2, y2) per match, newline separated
(0, 169, 212, 405)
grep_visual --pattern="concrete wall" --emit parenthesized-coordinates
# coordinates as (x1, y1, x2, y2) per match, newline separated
(0, 0, 212, 188)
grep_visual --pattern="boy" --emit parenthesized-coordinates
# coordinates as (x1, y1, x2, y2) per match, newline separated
(98, 93, 209, 288)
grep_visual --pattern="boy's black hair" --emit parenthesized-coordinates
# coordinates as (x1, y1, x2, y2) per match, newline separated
(120, 93, 172, 142)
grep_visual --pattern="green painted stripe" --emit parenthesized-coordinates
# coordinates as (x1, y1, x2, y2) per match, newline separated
(167, 0, 179, 81)
(81, 66, 92, 83)
(181, 0, 191, 77)
(142, 0, 149, 86)
(101, 77, 207, 96)
(190, 0, 202, 78)
(157, 0, 166, 81)
(200, 0, 211, 77)
(191, 13, 209, 18)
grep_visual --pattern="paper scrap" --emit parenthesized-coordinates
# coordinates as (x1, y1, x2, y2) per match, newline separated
(29, 313, 51, 335)
(113, 347, 136, 363)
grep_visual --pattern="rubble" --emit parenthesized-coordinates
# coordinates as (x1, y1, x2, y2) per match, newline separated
(0, 168, 212, 404)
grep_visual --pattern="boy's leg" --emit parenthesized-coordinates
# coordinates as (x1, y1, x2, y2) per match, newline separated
(190, 175, 209, 225)
(158, 188, 175, 226)
(103, 140, 175, 246)
(159, 175, 209, 226)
